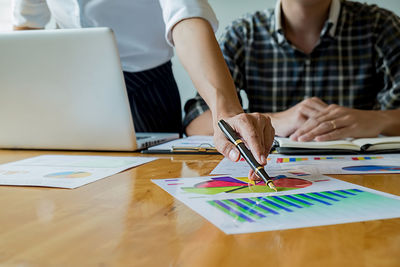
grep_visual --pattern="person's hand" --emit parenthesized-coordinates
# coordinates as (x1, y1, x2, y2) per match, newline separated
(213, 112, 275, 166)
(290, 105, 386, 141)
(268, 97, 328, 137)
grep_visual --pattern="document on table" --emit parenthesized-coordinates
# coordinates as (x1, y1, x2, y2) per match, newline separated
(211, 154, 400, 176)
(0, 155, 157, 189)
(152, 171, 400, 234)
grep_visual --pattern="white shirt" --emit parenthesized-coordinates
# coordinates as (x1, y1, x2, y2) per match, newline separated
(12, 0, 218, 72)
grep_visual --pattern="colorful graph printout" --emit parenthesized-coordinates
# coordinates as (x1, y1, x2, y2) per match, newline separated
(152, 176, 400, 234)
(314, 156, 345, 160)
(211, 154, 400, 176)
(351, 156, 383, 160)
(342, 165, 400, 172)
(276, 156, 382, 163)
(181, 176, 312, 194)
(276, 157, 308, 163)
(206, 189, 400, 230)
(0, 155, 156, 189)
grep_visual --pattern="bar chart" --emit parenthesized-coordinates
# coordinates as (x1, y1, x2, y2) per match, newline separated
(207, 189, 400, 224)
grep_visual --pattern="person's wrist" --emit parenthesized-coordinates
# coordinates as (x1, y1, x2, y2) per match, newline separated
(376, 110, 395, 135)
(211, 106, 244, 124)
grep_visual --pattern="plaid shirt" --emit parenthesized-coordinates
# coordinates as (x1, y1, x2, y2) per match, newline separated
(183, 0, 400, 128)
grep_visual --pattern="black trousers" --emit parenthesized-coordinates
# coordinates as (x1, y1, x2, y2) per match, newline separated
(123, 61, 182, 134)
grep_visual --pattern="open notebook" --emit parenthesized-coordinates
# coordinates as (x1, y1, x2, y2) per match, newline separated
(274, 136, 400, 155)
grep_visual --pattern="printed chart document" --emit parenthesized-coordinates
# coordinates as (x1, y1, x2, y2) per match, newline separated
(211, 154, 400, 176)
(0, 155, 156, 189)
(152, 171, 400, 234)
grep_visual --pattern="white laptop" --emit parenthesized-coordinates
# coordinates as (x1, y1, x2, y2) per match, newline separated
(0, 28, 178, 151)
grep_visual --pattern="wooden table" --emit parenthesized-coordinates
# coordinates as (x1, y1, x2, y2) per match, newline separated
(0, 150, 399, 267)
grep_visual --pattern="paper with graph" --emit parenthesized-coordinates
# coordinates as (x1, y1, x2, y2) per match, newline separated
(211, 154, 400, 176)
(152, 171, 400, 234)
(0, 155, 156, 189)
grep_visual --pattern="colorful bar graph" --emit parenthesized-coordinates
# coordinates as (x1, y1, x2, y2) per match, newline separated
(314, 157, 345, 160)
(276, 157, 309, 163)
(207, 189, 400, 224)
(351, 156, 384, 160)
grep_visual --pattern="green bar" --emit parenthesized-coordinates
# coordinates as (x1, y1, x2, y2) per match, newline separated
(208, 201, 246, 222)
(221, 200, 262, 219)
(236, 198, 270, 216)
(281, 195, 310, 207)
(251, 197, 282, 211)
(309, 192, 331, 201)
(296, 194, 317, 202)
(332, 190, 349, 197)
(266, 196, 292, 207)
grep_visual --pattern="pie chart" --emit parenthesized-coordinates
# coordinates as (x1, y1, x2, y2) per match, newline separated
(342, 165, 400, 172)
(181, 176, 312, 194)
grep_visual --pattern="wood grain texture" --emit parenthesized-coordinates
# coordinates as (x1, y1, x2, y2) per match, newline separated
(0, 150, 399, 267)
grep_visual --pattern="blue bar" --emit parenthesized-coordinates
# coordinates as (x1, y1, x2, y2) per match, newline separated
(312, 192, 339, 202)
(325, 191, 347, 198)
(351, 189, 363, 193)
(290, 158, 296, 162)
(339, 190, 356, 196)
(258, 197, 293, 212)
(272, 196, 303, 208)
(214, 200, 254, 222)
(365, 157, 371, 160)
(228, 199, 266, 218)
(244, 198, 279, 215)
(299, 194, 332, 205)
(286, 195, 313, 205)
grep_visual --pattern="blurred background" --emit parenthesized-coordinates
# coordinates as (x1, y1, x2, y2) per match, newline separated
(1, 0, 399, 111)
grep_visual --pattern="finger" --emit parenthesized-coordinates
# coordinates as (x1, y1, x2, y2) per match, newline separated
(290, 118, 320, 141)
(262, 115, 275, 157)
(213, 131, 240, 162)
(297, 120, 338, 142)
(291, 108, 342, 141)
(298, 115, 351, 141)
(312, 104, 343, 121)
(229, 113, 269, 165)
(248, 169, 262, 181)
(308, 97, 328, 108)
(314, 127, 350, 141)
(297, 104, 322, 118)
(266, 122, 275, 155)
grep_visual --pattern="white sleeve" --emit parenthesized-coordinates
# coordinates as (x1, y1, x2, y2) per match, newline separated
(12, 0, 51, 28)
(158, 0, 219, 46)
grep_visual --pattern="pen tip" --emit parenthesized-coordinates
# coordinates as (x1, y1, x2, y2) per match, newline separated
(267, 181, 278, 192)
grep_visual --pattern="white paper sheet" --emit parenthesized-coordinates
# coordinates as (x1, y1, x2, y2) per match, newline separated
(211, 154, 400, 176)
(0, 155, 156, 189)
(152, 172, 400, 234)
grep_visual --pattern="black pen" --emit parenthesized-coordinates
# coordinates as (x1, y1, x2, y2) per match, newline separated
(218, 119, 277, 192)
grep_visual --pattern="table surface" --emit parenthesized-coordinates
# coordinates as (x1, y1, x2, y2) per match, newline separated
(0, 149, 399, 267)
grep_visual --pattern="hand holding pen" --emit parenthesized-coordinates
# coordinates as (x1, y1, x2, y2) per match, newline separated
(218, 119, 277, 192)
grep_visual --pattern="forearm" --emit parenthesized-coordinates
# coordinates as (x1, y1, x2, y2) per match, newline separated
(185, 110, 213, 136)
(377, 109, 400, 136)
(172, 18, 243, 122)
(263, 112, 291, 137)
